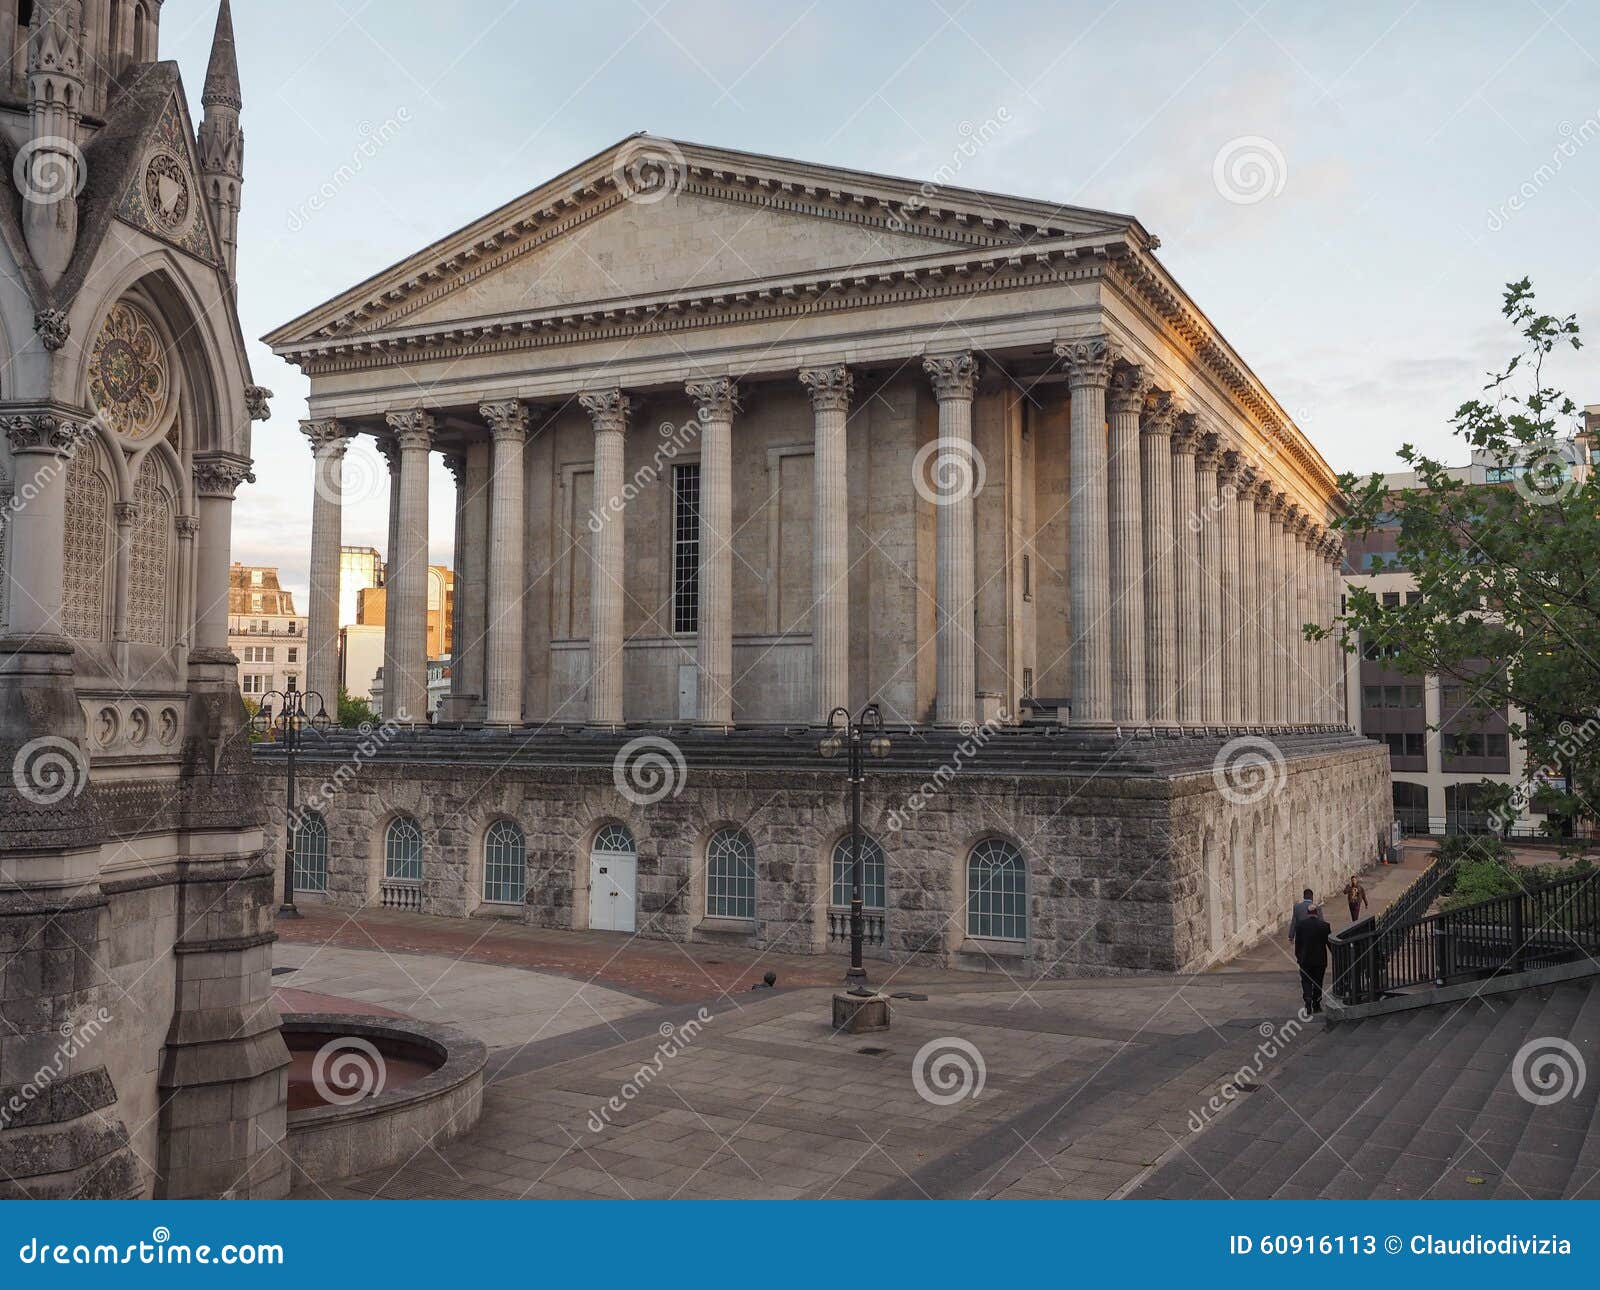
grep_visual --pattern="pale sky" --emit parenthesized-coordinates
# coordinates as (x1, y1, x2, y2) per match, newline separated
(162, 0, 1600, 608)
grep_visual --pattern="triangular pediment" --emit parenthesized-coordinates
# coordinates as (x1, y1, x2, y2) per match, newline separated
(266, 135, 1141, 346)
(113, 91, 219, 264)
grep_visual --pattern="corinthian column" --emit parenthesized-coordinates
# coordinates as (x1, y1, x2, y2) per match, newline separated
(1234, 463, 1262, 725)
(303, 418, 351, 712)
(480, 400, 530, 725)
(1056, 336, 1116, 726)
(1140, 391, 1178, 724)
(383, 409, 435, 724)
(1106, 361, 1150, 725)
(922, 352, 980, 728)
(1194, 434, 1225, 725)
(1268, 493, 1291, 726)
(1325, 537, 1346, 724)
(1252, 481, 1276, 726)
(800, 364, 852, 722)
(687, 377, 740, 729)
(1171, 415, 1203, 724)
(1285, 508, 1306, 724)
(377, 435, 400, 717)
(580, 390, 630, 727)
(191, 453, 255, 662)
(1217, 450, 1245, 724)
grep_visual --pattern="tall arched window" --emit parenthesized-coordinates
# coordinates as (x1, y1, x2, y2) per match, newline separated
(705, 827, 756, 921)
(293, 811, 328, 895)
(966, 838, 1026, 941)
(384, 816, 423, 882)
(483, 820, 527, 905)
(830, 833, 885, 910)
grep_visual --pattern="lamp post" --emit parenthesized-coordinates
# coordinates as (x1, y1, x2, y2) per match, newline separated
(819, 702, 891, 990)
(252, 682, 331, 919)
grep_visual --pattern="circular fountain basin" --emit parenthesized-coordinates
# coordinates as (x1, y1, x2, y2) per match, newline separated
(281, 1013, 486, 1187)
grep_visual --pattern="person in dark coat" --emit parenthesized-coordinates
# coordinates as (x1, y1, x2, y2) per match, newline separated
(1295, 903, 1333, 1014)
(1288, 888, 1314, 944)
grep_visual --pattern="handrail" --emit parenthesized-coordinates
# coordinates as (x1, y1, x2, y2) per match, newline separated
(1332, 864, 1598, 1005)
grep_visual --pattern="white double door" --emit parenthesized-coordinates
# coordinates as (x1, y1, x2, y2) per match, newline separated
(588, 847, 637, 933)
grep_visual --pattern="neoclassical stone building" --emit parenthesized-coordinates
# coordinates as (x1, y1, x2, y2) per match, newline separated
(0, 2, 286, 1197)
(264, 135, 1388, 975)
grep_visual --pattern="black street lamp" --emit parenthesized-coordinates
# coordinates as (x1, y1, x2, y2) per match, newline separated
(252, 682, 332, 919)
(819, 703, 891, 989)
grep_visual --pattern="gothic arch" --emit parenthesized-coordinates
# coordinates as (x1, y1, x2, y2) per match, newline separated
(127, 451, 178, 646)
(61, 433, 115, 642)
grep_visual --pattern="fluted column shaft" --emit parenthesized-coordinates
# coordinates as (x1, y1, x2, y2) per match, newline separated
(1325, 541, 1345, 723)
(1234, 468, 1261, 724)
(1057, 338, 1115, 726)
(923, 353, 980, 728)
(456, 441, 491, 717)
(481, 401, 530, 725)
(1106, 362, 1149, 725)
(1140, 393, 1178, 723)
(378, 436, 401, 716)
(1269, 501, 1290, 725)
(688, 378, 739, 728)
(801, 365, 852, 722)
(303, 420, 350, 710)
(581, 391, 629, 727)
(385, 410, 434, 724)
(1217, 454, 1245, 724)
(1253, 489, 1276, 725)
(1193, 437, 1224, 725)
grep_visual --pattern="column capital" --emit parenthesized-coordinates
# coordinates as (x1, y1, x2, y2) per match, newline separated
(300, 418, 351, 456)
(799, 364, 852, 411)
(1218, 448, 1249, 488)
(443, 453, 467, 486)
(1249, 474, 1277, 508)
(176, 514, 200, 539)
(1140, 389, 1179, 437)
(1195, 430, 1225, 471)
(1171, 411, 1203, 455)
(579, 388, 630, 432)
(1107, 361, 1152, 415)
(1268, 489, 1291, 518)
(1053, 335, 1116, 388)
(479, 399, 531, 440)
(2, 410, 93, 456)
(1283, 502, 1304, 528)
(685, 376, 741, 419)
(374, 433, 400, 473)
(384, 408, 436, 451)
(193, 452, 255, 499)
(114, 500, 139, 526)
(922, 352, 980, 400)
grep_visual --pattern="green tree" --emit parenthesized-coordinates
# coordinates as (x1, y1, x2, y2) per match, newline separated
(1325, 280, 1598, 848)
(336, 687, 377, 728)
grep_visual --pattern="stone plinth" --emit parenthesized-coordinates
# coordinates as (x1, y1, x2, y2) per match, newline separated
(832, 991, 891, 1034)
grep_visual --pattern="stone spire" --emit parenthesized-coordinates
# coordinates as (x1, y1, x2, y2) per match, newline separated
(21, 0, 85, 286)
(198, 0, 243, 282)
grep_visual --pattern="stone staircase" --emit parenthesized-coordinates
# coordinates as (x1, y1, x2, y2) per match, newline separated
(255, 722, 1368, 780)
(1132, 970, 1600, 1199)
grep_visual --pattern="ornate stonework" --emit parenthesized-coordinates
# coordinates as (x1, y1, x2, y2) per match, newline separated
(88, 301, 172, 443)
(384, 408, 435, 450)
(244, 385, 273, 421)
(300, 418, 350, 455)
(685, 376, 741, 418)
(1172, 411, 1202, 455)
(1054, 335, 1116, 387)
(798, 364, 852, 411)
(579, 389, 630, 431)
(115, 96, 219, 262)
(192, 454, 254, 499)
(479, 399, 530, 439)
(128, 460, 172, 646)
(1107, 360, 1153, 415)
(1, 412, 91, 454)
(34, 308, 69, 351)
(1141, 389, 1179, 436)
(922, 352, 979, 400)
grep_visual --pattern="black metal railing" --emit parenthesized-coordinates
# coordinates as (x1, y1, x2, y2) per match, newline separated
(1332, 865, 1599, 1005)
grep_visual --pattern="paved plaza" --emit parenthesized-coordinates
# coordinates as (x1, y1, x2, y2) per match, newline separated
(272, 856, 1426, 1199)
